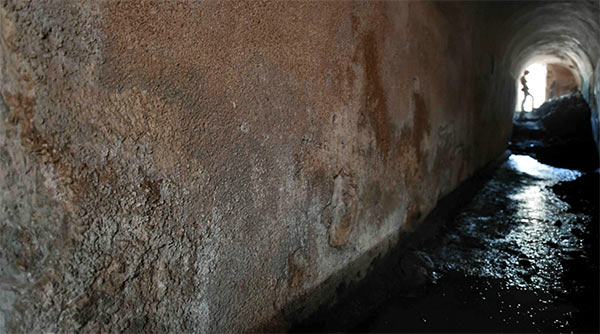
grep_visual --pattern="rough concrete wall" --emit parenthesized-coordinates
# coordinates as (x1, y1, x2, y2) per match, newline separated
(0, 1, 512, 332)
(546, 63, 579, 100)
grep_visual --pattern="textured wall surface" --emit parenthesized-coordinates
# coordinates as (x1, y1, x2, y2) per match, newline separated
(546, 64, 579, 100)
(0, 1, 596, 332)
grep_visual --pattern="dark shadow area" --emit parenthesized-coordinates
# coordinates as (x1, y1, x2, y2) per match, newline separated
(289, 150, 509, 333)
(511, 92, 599, 171)
(291, 93, 599, 333)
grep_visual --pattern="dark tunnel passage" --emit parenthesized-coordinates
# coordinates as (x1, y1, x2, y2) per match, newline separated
(500, 1, 600, 150)
(0, 1, 599, 332)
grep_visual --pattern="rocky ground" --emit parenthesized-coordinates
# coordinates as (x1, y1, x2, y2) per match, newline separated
(510, 92, 599, 170)
(292, 93, 599, 333)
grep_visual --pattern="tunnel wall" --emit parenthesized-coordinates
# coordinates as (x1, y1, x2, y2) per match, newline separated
(0, 1, 514, 332)
(593, 59, 600, 149)
(546, 64, 579, 100)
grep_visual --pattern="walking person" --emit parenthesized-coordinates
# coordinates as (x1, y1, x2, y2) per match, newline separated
(520, 70, 534, 112)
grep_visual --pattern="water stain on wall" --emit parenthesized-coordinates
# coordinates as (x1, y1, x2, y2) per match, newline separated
(411, 91, 431, 162)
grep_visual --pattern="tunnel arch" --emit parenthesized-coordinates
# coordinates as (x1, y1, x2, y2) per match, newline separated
(502, 1, 598, 86)
(497, 1, 600, 147)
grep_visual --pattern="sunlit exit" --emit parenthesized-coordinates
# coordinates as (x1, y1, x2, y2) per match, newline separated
(517, 63, 547, 112)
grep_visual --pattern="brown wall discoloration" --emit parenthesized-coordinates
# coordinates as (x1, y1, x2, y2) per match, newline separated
(360, 30, 392, 160)
(546, 63, 580, 100)
(0, 1, 541, 332)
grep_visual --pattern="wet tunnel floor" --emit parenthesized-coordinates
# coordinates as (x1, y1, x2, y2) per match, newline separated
(292, 94, 599, 333)
(351, 154, 599, 333)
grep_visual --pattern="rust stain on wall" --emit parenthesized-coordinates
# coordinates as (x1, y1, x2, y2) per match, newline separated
(360, 31, 392, 161)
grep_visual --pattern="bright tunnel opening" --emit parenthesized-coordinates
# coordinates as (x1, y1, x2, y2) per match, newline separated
(516, 63, 547, 112)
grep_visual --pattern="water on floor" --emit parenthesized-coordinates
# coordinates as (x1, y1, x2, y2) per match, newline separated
(292, 94, 598, 333)
(354, 154, 599, 333)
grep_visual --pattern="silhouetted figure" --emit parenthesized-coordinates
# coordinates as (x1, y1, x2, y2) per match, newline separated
(520, 70, 534, 112)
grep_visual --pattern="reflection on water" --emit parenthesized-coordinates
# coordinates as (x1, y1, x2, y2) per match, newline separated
(354, 153, 597, 333)
(436, 154, 588, 293)
(507, 154, 580, 181)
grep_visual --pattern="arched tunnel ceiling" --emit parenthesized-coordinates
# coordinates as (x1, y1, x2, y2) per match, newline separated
(501, 1, 600, 81)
